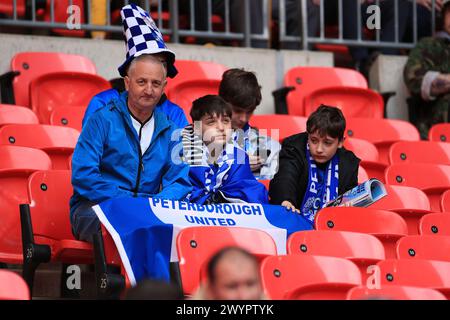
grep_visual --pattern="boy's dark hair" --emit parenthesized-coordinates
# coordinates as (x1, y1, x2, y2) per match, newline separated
(190, 95, 232, 122)
(207, 247, 258, 285)
(306, 105, 346, 141)
(218, 68, 262, 112)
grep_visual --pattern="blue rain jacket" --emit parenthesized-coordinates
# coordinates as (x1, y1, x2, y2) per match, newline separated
(70, 91, 192, 218)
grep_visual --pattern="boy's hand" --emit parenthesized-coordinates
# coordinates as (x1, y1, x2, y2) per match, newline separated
(249, 155, 262, 172)
(281, 201, 301, 214)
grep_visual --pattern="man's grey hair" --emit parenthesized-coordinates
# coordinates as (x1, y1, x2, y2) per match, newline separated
(127, 54, 167, 79)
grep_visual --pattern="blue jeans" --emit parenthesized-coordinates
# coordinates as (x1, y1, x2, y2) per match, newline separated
(71, 201, 100, 243)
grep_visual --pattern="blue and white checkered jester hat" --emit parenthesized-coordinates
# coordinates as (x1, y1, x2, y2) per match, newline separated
(118, 4, 178, 78)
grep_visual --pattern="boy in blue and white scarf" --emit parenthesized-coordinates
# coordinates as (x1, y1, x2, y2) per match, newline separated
(181, 95, 269, 205)
(269, 105, 360, 223)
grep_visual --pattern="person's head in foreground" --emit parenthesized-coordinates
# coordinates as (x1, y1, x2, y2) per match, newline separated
(203, 247, 264, 300)
(124, 54, 167, 121)
(306, 104, 346, 164)
(190, 95, 233, 151)
(219, 68, 262, 130)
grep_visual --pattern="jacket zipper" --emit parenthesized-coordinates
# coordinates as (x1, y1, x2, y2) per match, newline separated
(126, 107, 167, 197)
(133, 125, 145, 197)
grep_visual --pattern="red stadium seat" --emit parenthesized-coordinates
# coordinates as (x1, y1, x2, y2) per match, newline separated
(304, 87, 384, 119)
(0, 104, 39, 127)
(0, 124, 80, 169)
(0, 270, 30, 300)
(396, 235, 450, 262)
(249, 114, 307, 142)
(370, 185, 431, 213)
(314, 207, 408, 259)
(168, 79, 221, 119)
(429, 123, 450, 143)
(165, 60, 228, 119)
(344, 138, 387, 183)
(67, 154, 73, 171)
(344, 138, 379, 162)
(284, 67, 367, 116)
(43, 0, 86, 37)
(287, 230, 385, 283)
(389, 141, 450, 165)
(0, 0, 26, 17)
(359, 161, 387, 183)
(84, 225, 128, 299)
(441, 190, 450, 212)
(358, 166, 369, 184)
(370, 185, 431, 235)
(9, 52, 97, 108)
(0, 146, 52, 264)
(419, 213, 450, 236)
(50, 106, 86, 132)
(377, 259, 450, 299)
(30, 71, 110, 124)
(385, 163, 450, 212)
(176, 226, 277, 295)
(20, 170, 93, 291)
(347, 285, 446, 300)
(259, 179, 270, 190)
(345, 118, 421, 165)
(260, 255, 361, 300)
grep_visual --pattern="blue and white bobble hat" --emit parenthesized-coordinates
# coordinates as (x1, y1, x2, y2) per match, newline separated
(118, 4, 177, 78)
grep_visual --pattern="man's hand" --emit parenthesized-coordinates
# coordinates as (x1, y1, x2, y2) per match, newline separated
(431, 73, 450, 96)
(249, 155, 263, 172)
(281, 200, 301, 214)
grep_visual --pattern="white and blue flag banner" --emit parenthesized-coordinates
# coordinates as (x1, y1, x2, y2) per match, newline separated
(93, 197, 313, 286)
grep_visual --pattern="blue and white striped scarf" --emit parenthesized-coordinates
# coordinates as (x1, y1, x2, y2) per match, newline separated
(300, 143, 339, 222)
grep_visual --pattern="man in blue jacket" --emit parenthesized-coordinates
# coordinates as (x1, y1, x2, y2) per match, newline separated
(70, 5, 192, 242)
(82, 4, 188, 129)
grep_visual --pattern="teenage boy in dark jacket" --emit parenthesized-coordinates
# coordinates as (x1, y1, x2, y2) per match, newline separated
(269, 105, 360, 222)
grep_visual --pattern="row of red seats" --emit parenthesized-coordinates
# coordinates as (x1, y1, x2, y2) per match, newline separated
(2, 257, 448, 300)
(261, 255, 450, 300)
(1, 52, 230, 126)
(0, 119, 77, 169)
(2, 52, 388, 124)
(3, 102, 450, 215)
(2, 104, 449, 168)
(0, 164, 125, 299)
(176, 225, 450, 300)
(263, 161, 450, 214)
(251, 115, 450, 155)
(4, 108, 450, 217)
(1, 161, 449, 299)
(0, 0, 85, 37)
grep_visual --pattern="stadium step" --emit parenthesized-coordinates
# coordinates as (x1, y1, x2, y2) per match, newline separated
(4, 263, 97, 299)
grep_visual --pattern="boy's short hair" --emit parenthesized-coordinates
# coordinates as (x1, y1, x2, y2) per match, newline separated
(306, 105, 346, 141)
(190, 95, 232, 122)
(218, 68, 262, 112)
(206, 247, 258, 285)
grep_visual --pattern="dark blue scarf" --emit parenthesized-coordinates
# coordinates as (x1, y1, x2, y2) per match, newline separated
(300, 143, 339, 222)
